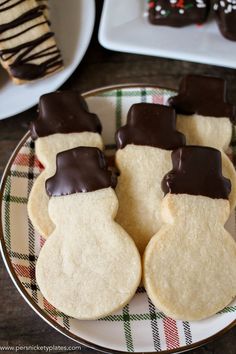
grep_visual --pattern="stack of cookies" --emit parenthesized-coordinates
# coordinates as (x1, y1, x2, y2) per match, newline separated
(0, 0, 63, 84)
(28, 75, 236, 322)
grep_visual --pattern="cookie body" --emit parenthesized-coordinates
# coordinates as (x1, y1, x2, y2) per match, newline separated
(116, 145, 172, 255)
(28, 132, 103, 237)
(143, 194, 236, 321)
(176, 114, 232, 151)
(36, 188, 141, 319)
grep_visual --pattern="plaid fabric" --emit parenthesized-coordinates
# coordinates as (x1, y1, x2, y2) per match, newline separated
(1, 87, 236, 353)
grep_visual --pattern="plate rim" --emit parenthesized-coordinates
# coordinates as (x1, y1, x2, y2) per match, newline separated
(0, 0, 95, 120)
(0, 83, 235, 354)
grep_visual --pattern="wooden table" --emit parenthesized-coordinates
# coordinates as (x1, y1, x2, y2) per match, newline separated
(0, 2, 235, 353)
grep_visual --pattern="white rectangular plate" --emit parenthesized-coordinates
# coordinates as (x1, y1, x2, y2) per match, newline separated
(98, 0, 236, 69)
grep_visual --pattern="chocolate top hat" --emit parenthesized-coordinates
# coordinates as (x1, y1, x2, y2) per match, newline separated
(31, 91, 102, 140)
(214, 0, 236, 41)
(148, 0, 210, 27)
(46, 147, 117, 197)
(169, 75, 236, 122)
(115, 103, 186, 150)
(162, 146, 231, 199)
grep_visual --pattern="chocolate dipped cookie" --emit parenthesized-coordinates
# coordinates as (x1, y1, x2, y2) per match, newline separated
(36, 147, 141, 320)
(115, 103, 185, 254)
(143, 146, 236, 320)
(148, 0, 210, 27)
(214, 0, 236, 41)
(169, 74, 236, 211)
(27, 91, 103, 238)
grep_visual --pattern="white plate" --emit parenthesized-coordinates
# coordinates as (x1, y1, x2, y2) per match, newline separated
(0, 0, 95, 120)
(0, 85, 235, 354)
(99, 0, 236, 69)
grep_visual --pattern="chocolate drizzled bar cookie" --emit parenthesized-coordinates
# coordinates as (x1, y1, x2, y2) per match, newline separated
(0, 0, 63, 84)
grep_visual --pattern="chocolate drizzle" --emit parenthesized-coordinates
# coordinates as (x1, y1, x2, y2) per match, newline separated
(0, 0, 25, 12)
(0, 5, 49, 38)
(46, 147, 117, 196)
(30, 91, 102, 140)
(214, 0, 236, 41)
(0, 0, 63, 80)
(116, 103, 186, 150)
(148, 0, 210, 27)
(169, 75, 236, 122)
(162, 146, 231, 199)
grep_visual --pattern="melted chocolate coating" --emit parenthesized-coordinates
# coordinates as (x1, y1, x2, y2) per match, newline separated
(162, 146, 231, 199)
(46, 147, 117, 196)
(116, 103, 186, 150)
(31, 91, 102, 140)
(169, 75, 236, 122)
(148, 0, 210, 27)
(214, 1, 236, 41)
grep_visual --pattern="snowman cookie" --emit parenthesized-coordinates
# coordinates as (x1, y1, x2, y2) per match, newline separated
(115, 103, 185, 254)
(169, 75, 236, 210)
(36, 147, 141, 319)
(28, 91, 103, 238)
(143, 146, 236, 321)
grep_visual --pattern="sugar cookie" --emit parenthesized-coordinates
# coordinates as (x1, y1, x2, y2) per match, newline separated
(115, 103, 185, 254)
(28, 91, 103, 238)
(36, 147, 141, 319)
(143, 146, 236, 321)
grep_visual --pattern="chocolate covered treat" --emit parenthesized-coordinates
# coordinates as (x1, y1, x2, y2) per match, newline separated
(144, 145, 236, 321)
(0, 0, 63, 84)
(115, 103, 185, 254)
(214, 0, 236, 41)
(36, 147, 141, 320)
(28, 91, 103, 238)
(148, 0, 210, 27)
(168, 75, 236, 211)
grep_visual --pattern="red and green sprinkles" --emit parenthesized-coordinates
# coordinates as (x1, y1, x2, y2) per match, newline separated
(148, 0, 207, 16)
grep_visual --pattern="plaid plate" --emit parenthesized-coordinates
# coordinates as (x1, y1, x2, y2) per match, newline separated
(1, 86, 236, 353)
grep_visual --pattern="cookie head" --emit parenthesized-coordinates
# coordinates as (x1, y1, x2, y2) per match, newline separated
(115, 103, 186, 150)
(162, 146, 231, 199)
(31, 91, 102, 140)
(46, 147, 117, 196)
(169, 75, 236, 121)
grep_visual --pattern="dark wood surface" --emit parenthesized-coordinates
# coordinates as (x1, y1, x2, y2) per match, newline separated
(0, 1, 236, 353)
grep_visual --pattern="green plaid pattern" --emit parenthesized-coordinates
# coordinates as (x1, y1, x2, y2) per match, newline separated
(1, 87, 236, 352)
